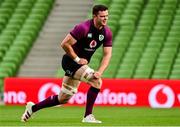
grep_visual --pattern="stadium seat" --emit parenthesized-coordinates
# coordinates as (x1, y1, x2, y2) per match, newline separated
(56, 0, 180, 79)
(1, 0, 179, 81)
(0, 79, 3, 93)
(0, 0, 54, 86)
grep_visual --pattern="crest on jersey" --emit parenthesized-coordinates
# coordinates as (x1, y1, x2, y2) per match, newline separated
(99, 34, 104, 41)
(89, 40, 97, 48)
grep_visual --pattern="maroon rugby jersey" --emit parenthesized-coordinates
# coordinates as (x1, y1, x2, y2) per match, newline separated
(70, 19, 112, 62)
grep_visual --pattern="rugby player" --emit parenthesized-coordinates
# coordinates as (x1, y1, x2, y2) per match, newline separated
(21, 4, 112, 123)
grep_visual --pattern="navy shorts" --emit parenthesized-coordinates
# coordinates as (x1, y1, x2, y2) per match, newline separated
(61, 54, 82, 77)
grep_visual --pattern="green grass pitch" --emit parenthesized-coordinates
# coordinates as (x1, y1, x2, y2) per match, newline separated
(0, 105, 180, 126)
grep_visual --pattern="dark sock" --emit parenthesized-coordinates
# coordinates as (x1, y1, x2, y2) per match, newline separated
(32, 95, 60, 112)
(84, 87, 100, 117)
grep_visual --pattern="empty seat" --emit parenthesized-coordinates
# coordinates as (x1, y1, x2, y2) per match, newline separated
(0, 0, 54, 83)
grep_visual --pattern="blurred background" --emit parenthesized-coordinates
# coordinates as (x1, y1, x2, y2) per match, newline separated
(0, 0, 180, 101)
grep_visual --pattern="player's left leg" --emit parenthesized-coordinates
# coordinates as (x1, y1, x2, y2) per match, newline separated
(73, 65, 102, 123)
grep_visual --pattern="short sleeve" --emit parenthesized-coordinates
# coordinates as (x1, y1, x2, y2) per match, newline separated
(103, 27, 113, 47)
(70, 23, 87, 41)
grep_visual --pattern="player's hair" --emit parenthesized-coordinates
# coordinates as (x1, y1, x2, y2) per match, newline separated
(92, 4, 108, 16)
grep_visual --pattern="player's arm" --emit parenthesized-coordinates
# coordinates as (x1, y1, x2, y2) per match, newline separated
(61, 34, 77, 59)
(94, 47, 112, 78)
(60, 34, 88, 65)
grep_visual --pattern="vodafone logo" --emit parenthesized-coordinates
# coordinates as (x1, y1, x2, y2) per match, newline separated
(38, 83, 61, 102)
(148, 84, 175, 108)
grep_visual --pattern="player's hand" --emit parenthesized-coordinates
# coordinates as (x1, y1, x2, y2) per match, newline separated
(93, 71, 101, 79)
(78, 58, 88, 65)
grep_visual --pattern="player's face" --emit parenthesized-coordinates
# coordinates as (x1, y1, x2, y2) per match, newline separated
(95, 10, 109, 27)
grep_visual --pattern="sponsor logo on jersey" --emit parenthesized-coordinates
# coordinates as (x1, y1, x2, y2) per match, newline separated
(89, 40, 97, 48)
(99, 34, 104, 41)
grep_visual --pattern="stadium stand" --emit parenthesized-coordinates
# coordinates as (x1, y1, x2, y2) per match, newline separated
(89, 0, 180, 79)
(18, 0, 93, 77)
(0, 0, 54, 92)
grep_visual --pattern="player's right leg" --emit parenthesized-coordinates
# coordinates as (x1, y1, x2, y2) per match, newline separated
(21, 102, 35, 122)
(21, 94, 60, 122)
(59, 76, 80, 104)
(21, 76, 80, 122)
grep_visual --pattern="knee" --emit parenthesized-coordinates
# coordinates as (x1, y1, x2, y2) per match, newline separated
(58, 93, 72, 104)
(89, 78, 102, 89)
(58, 83, 77, 104)
(58, 96, 70, 104)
